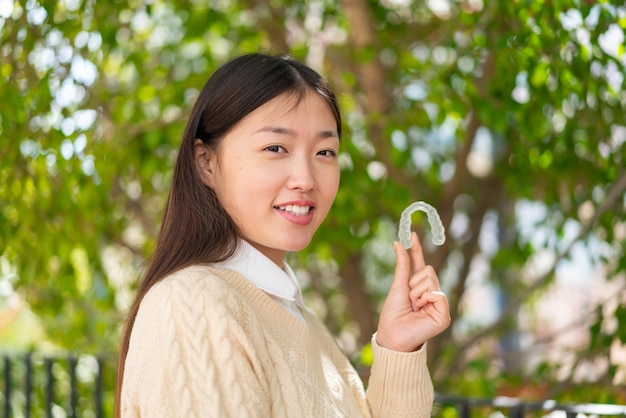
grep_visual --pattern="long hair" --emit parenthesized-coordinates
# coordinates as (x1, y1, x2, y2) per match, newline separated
(114, 53, 341, 416)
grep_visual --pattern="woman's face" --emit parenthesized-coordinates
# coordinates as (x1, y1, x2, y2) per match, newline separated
(206, 90, 340, 266)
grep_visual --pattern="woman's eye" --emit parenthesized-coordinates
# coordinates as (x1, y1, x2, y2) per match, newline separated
(317, 149, 337, 158)
(265, 145, 286, 153)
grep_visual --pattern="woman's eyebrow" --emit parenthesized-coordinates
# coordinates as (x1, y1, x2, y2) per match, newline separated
(255, 125, 339, 139)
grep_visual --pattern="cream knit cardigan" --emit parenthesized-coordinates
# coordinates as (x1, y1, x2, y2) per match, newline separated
(121, 265, 434, 417)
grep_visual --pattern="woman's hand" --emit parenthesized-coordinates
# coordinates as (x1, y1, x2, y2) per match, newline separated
(376, 232, 451, 352)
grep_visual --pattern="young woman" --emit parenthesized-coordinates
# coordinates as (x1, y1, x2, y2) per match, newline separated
(116, 53, 450, 417)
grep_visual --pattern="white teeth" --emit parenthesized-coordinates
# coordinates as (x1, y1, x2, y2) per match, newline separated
(277, 205, 311, 215)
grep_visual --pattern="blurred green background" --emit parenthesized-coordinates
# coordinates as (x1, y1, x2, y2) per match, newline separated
(1, 0, 625, 412)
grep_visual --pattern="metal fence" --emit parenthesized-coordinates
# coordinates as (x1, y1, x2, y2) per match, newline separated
(1, 352, 625, 417)
(1, 353, 113, 418)
(435, 394, 626, 418)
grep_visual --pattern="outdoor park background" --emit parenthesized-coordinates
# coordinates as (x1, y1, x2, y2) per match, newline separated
(1, 0, 625, 415)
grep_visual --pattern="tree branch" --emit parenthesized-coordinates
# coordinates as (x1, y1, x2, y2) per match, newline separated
(453, 168, 626, 361)
(338, 0, 421, 194)
(338, 251, 376, 346)
(429, 177, 497, 373)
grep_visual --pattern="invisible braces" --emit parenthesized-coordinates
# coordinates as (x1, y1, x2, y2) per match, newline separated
(398, 201, 446, 249)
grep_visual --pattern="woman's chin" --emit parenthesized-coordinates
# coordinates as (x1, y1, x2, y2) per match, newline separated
(243, 236, 313, 259)
(282, 237, 313, 253)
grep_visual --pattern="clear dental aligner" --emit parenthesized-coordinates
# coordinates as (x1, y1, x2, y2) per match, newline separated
(398, 201, 446, 249)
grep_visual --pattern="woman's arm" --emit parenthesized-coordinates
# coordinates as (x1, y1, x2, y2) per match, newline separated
(366, 232, 451, 417)
(366, 337, 434, 418)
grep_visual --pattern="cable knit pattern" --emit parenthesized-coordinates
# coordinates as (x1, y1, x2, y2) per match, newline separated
(121, 265, 434, 417)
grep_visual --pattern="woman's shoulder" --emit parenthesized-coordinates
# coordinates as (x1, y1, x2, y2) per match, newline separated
(139, 264, 265, 315)
(145, 265, 244, 301)
(134, 265, 264, 334)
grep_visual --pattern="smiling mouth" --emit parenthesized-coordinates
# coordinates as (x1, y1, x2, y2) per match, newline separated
(275, 205, 312, 216)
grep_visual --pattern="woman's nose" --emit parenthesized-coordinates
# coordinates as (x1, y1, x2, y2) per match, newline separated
(287, 159, 315, 192)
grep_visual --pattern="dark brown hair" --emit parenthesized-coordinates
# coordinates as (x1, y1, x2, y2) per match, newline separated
(114, 53, 341, 416)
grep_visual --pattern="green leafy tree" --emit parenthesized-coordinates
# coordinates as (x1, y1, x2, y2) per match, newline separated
(1, 0, 625, 407)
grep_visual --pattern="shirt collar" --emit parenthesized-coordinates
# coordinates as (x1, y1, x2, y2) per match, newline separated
(212, 240, 304, 308)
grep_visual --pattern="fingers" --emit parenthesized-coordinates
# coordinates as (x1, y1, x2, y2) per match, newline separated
(390, 241, 411, 291)
(381, 233, 451, 350)
(408, 265, 439, 288)
(409, 248, 445, 311)
(393, 232, 444, 312)
(414, 291, 451, 327)
(394, 232, 430, 287)
(412, 289, 447, 312)
(408, 263, 440, 298)
(409, 280, 442, 311)
(409, 232, 426, 272)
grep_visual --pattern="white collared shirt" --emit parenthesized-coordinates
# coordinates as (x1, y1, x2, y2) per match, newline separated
(212, 240, 306, 322)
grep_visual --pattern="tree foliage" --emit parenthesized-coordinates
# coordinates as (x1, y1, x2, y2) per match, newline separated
(1, 0, 625, 403)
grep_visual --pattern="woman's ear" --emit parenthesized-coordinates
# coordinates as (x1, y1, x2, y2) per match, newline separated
(194, 139, 216, 187)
